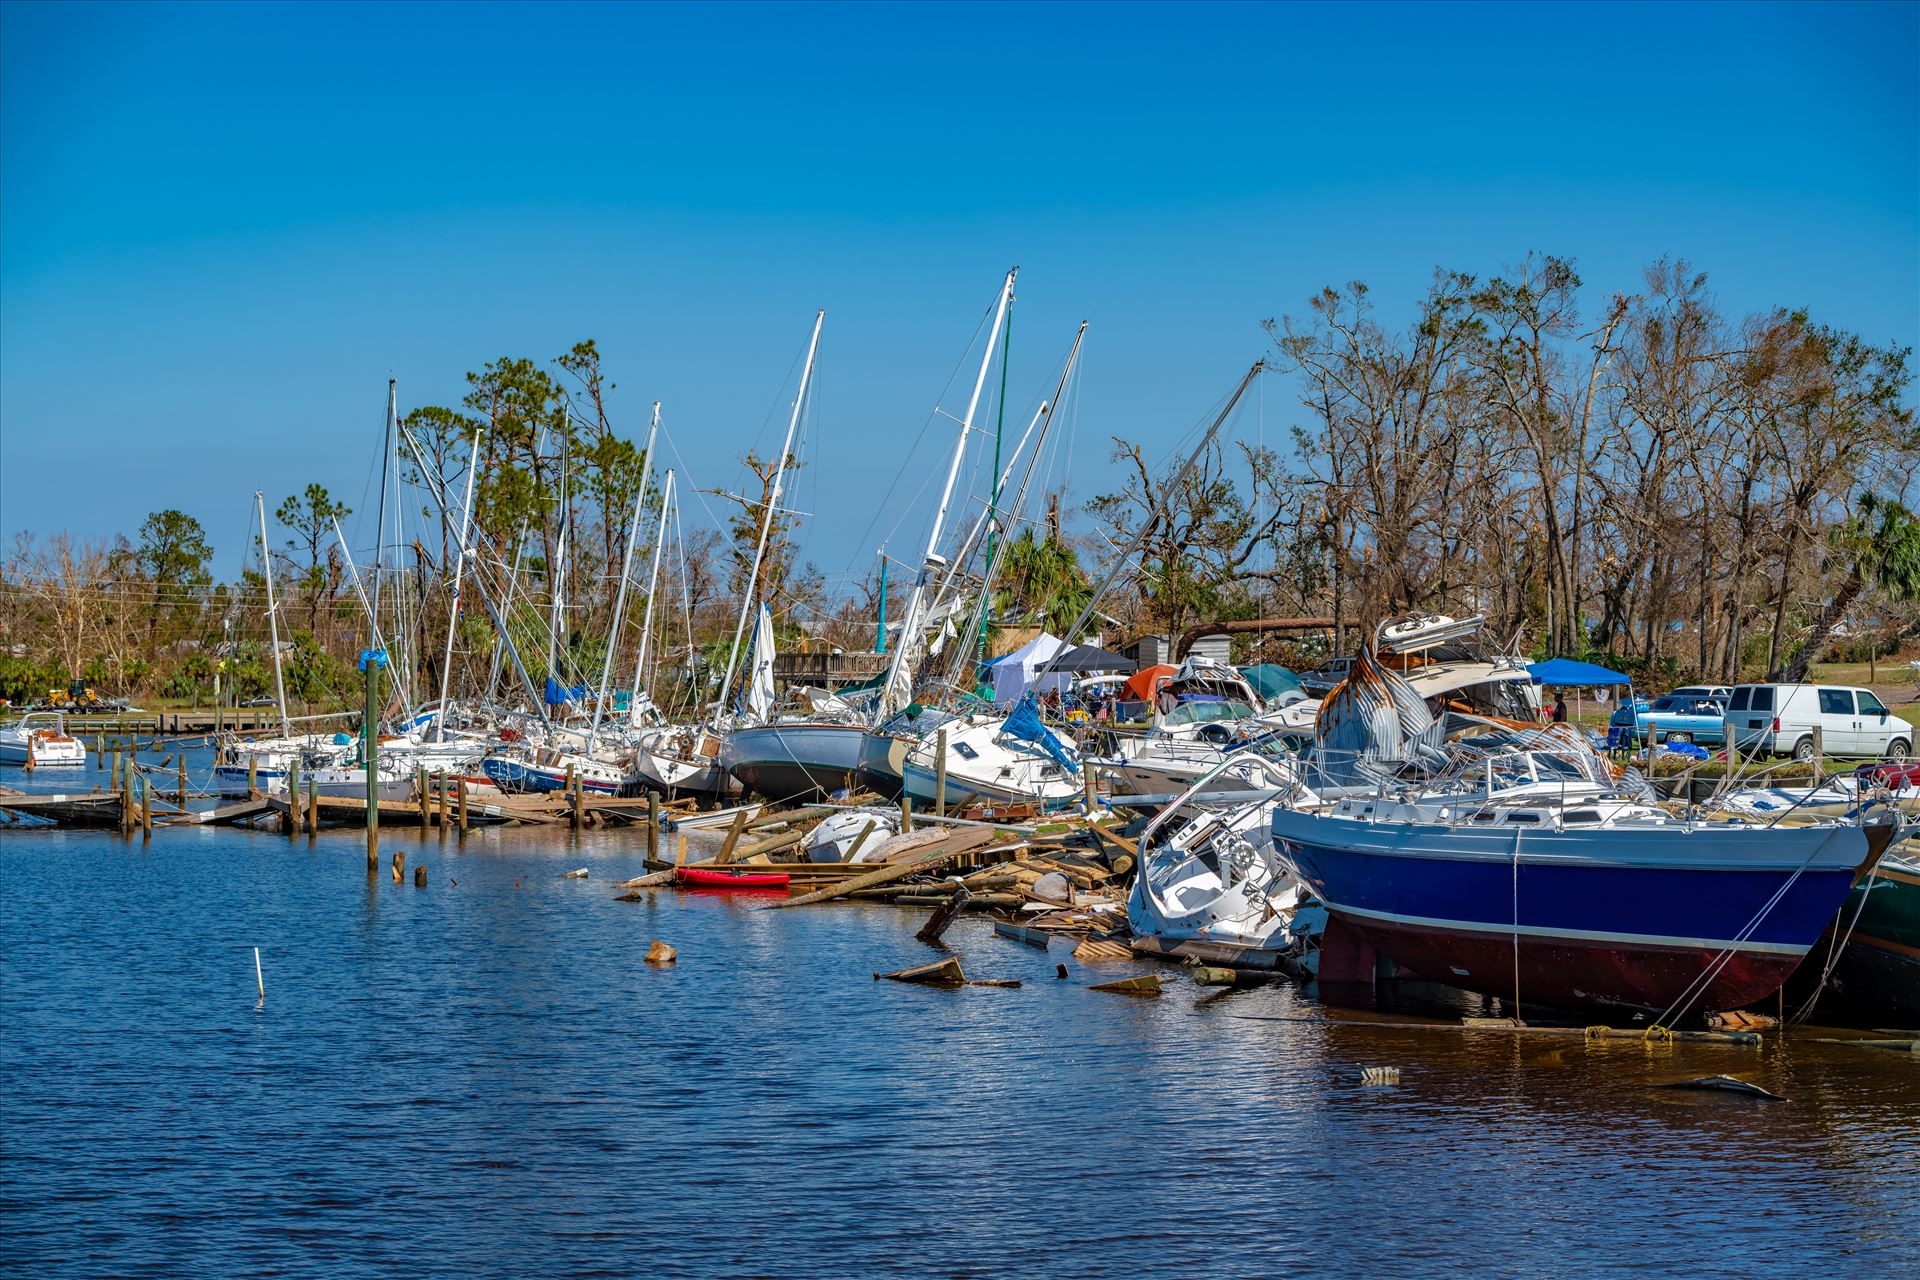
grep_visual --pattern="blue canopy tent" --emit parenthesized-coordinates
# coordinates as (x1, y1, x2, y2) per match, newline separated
(1525, 657, 1631, 733)
(1525, 658, 1630, 687)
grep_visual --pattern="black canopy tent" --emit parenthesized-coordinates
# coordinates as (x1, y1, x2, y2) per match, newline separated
(1050, 645, 1135, 674)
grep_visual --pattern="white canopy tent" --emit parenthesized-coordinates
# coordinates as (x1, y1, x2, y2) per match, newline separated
(987, 631, 1072, 705)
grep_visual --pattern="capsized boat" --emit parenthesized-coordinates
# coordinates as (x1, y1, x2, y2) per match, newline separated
(1129, 752, 1309, 960)
(0, 713, 86, 767)
(1270, 636, 1897, 1017)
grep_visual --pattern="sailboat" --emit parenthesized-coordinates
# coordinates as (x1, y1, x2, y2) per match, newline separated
(716, 311, 876, 803)
(722, 604, 869, 800)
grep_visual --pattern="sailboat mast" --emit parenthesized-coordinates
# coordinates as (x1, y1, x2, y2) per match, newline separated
(949, 321, 1086, 683)
(254, 492, 290, 739)
(875, 547, 887, 654)
(1028, 359, 1266, 696)
(373, 380, 396, 624)
(433, 429, 484, 740)
(589, 403, 659, 748)
(876, 267, 1016, 717)
(630, 469, 675, 724)
(713, 309, 824, 722)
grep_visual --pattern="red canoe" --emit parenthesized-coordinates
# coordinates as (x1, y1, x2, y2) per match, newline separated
(674, 867, 791, 890)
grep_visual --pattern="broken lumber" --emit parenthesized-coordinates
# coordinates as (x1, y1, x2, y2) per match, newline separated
(914, 884, 972, 945)
(874, 956, 966, 986)
(765, 828, 999, 909)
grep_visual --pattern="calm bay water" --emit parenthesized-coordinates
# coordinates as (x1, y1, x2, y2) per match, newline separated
(3, 760, 1918, 1277)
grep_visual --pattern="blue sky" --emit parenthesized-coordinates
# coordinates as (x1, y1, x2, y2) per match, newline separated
(2, 0, 1915, 589)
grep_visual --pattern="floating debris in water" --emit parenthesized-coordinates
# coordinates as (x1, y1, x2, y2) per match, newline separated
(875, 956, 965, 986)
(645, 940, 677, 965)
(1662, 1075, 1785, 1101)
(1360, 1067, 1402, 1085)
(563, 867, 589, 879)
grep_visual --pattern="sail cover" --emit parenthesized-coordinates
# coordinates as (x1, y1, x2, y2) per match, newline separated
(745, 604, 777, 720)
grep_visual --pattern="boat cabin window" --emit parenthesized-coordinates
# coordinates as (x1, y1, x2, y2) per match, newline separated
(1564, 809, 1602, 824)
(953, 742, 979, 760)
(1507, 812, 1541, 824)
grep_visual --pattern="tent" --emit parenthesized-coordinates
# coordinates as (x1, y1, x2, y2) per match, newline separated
(987, 632, 1071, 704)
(1525, 658, 1630, 687)
(1239, 664, 1303, 703)
(1050, 644, 1134, 674)
(1526, 657, 1631, 731)
(1123, 663, 1176, 703)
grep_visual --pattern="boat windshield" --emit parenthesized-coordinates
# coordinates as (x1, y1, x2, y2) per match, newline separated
(1161, 699, 1253, 727)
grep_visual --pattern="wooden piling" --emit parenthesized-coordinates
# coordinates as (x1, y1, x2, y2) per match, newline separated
(714, 808, 751, 865)
(568, 764, 581, 830)
(306, 773, 319, 835)
(247, 756, 257, 796)
(436, 771, 450, 837)
(287, 758, 302, 837)
(177, 754, 188, 804)
(414, 863, 426, 888)
(140, 777, 153, 839)
(94, 735, 103, 769)
(646, 791, 660, 859)
(457, 779, 469, 836)
(391, 850, 405, 884)
(417, 768, 431, 828)
(934, 729, 948, 818)
(900, 795, 913, 834)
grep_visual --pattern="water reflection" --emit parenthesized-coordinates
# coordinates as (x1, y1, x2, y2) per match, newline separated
(1, 768, 1916, 1276)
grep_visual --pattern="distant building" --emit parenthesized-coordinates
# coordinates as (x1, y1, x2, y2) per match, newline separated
(1119, 633, 1229, 668)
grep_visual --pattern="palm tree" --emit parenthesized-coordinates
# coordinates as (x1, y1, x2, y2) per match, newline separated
(1781, 493, 1920, 681)
(997, 527, 1092, 630)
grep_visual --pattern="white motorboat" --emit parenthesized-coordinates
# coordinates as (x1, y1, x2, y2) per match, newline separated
(1128, 753, 1308, 958)
(0, 713, 86, 767)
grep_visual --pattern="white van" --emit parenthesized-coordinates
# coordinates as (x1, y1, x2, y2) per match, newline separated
(1724, 684, 1911, 762)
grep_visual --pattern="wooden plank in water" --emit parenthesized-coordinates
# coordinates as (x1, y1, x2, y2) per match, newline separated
(874, 956, 966, 986)
(993, 920, 1053, 949)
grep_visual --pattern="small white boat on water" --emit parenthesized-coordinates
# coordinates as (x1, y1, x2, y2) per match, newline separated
(1128, 753, 1308, 959)
(0, 713, 87, 767)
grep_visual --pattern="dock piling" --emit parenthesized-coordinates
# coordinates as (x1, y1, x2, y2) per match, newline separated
(934, 729, 948, 818)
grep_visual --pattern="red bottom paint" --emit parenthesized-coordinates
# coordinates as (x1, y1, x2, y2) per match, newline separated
(1334, 915, 1807, 1016)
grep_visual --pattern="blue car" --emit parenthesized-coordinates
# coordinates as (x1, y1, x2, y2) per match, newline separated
(1607, 693, 1730, 748)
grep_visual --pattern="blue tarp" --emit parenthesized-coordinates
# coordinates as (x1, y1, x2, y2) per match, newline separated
(1004, 693, 1080, 776)
(1526, 658, 1631, 687)
(545, 677, 591, 706)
